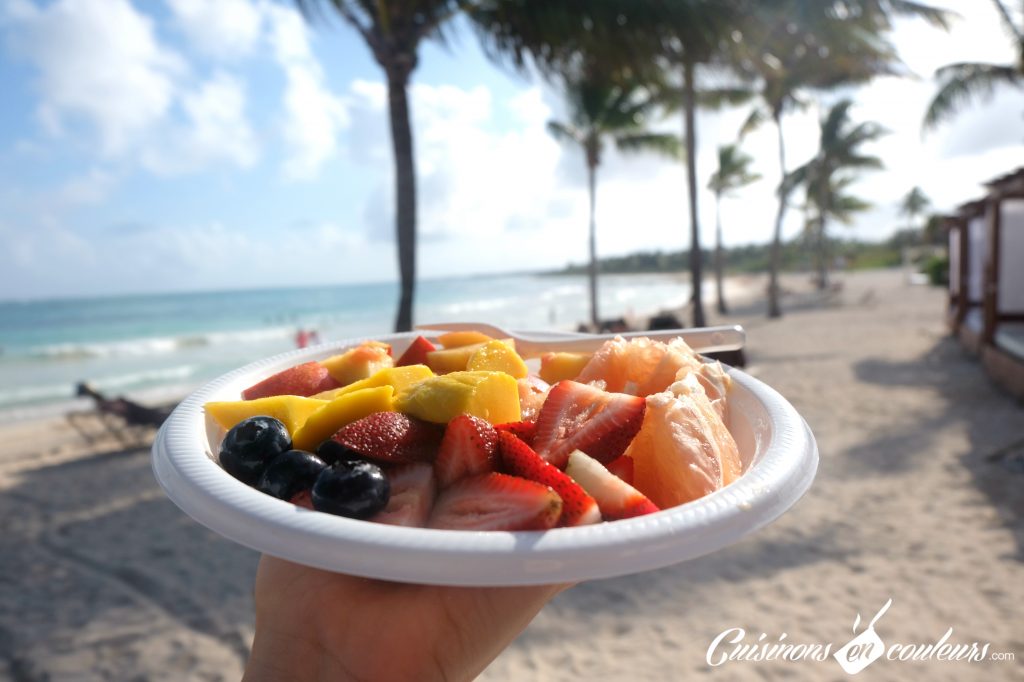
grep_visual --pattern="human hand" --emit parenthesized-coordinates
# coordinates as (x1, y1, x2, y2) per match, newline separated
(243, 555, 569, 682)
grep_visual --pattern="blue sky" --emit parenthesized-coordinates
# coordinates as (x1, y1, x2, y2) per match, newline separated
(1, 0, 1023, 301)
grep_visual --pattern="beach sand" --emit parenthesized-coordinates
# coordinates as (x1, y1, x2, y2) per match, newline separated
(2, 268, 1022, 681)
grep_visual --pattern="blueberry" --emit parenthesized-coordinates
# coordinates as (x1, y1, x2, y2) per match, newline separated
(219, 416, 291, 485)
(315, 439, 364, 466)
(257, 450, 327, 501)
(311, 461, 390, 519)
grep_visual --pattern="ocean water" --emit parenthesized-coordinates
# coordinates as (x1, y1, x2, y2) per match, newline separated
(0, 272, 691, 420)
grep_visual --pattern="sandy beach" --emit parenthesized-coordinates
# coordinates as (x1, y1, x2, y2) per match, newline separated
(1, 268, 1021, 681)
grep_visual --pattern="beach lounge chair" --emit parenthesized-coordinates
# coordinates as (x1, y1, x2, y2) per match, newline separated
(67, 382, 175, 448)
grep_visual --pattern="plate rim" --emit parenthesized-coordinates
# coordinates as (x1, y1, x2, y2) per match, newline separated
(151, 331, 818, 586)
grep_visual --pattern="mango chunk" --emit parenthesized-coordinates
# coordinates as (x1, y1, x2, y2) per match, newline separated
(312, 365, 434, 401)
(292, 386, 395, 452)
(321, 343, 393, 386)
(437, 331, 493, 348)
(394, 371, 521, 425)
(539, 352, 593, 384)
(426, 338, 515, 374)
(467, 340, 529, 379)
(205, 395, 328, 434)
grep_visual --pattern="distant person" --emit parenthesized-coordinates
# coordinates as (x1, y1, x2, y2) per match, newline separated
(308, 330, 321, 346)
(295, 329, 310, 349)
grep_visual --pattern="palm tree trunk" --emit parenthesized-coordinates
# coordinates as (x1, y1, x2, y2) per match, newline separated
(386, 63, 417, 332)
(683, 59, 705, 328)
(715, 190, 727, 314)
(816, 177, 829, 290)
(767, 111, 787, 318)
(587, 160, 599, 329)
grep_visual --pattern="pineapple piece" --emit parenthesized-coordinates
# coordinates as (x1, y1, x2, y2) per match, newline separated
(467, 340, 529, 379)
(205, 395, 328, 434)
(394, 371, 521, 425)
(292, 386, 395, 452)
(426, 338, 515, 374)
(312, 365, 433, 401)
(539, 352, 593, 384)
(437, 331, 493, 348)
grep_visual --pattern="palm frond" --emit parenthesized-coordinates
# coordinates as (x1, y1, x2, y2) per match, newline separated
(924, 61, 1022, 129)
(614, 132, 682, 160)
(738, 106, 768, 139)
(547, 120, 583, 146)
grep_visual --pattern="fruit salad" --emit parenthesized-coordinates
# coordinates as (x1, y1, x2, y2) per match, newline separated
(204, 331, 742, 531)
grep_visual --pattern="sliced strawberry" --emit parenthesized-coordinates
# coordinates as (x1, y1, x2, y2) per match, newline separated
(289, 489, 314, 510)
(498, 432, 600, 527)
(434, 414, 498, 489)
(532, 380, 646, 468)
(242, 361, 339, 400)
(331, 412, 443, 464)
(396, 335, 437, 367)
(371, 463, 436, 527)
(605, 455, 635, 485)
(428, 472, 562, 531)
(494, 420, 537, 446)
(564, 450, 659, 520)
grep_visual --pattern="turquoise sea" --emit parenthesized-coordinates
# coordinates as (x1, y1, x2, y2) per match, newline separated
(0, 272, 692, 420)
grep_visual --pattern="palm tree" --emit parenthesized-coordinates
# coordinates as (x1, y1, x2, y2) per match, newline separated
(295, 0, 469, 332)
(736, 0, 949, 316)
(708, 144, 761, 313)
(547, 73, 680, 329)
(899, 186, 931, 231)
(786, 99, 885, 289)
(924, 0, 1023, 129)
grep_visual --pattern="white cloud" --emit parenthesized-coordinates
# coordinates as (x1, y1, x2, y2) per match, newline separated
(5, 0, 184, 157)
(167, 0, 263, 59)
(264, 2, 349, 180)
(57, 167, 118, 205)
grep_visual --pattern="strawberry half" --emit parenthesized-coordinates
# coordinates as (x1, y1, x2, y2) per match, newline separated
(494, 420, 537, 446)
(242, 361, 339, 400)
(371, 463, 436, 527)
(396, 335, 437, 367)
(331, 412, 443, 464)
(428, 472, 562, 531)
(498, 431, 600, 527)
(532, 380, 646, 468)
(434, 414, 498, 489)
(564, 450, 659, 520)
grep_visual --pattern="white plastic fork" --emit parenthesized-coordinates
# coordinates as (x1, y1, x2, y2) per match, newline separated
(414, 322, 745, 357)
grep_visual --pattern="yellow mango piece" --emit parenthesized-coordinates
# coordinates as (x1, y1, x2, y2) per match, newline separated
(321, 343, 393, 386)
(467, 340, 529, 379)
(394, 371, 521, 425)
(312, 364, 434, 401)
(437, 331, 493, 348)
(426, 338, 515, 374)
(539, 352, 593, 384)
(292, 386, 395, 452)
(205, 395, 328, 434)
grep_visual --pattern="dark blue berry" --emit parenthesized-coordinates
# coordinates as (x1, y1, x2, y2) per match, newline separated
(311, 461, 390, 519)
(315, 439, 364, 466)
(257, 450, 327, 501)
(219, 416, 291, 485)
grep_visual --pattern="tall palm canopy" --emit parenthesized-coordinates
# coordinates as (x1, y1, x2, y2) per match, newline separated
(924, 0, 1023, 129)
(734, 0, 949, 316)
(547, 73, 680, 328)
(899, 186, 931, 228)
(296, 0, 470, 332)
(786, 99, 886, 288)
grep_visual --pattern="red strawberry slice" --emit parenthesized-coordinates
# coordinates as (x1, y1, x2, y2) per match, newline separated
(434, 414, 498, 488)
(331, 412, 443, 464)
(428, 472, 562, 531)
(532, 380, 646, 468)
(396, 335, 437, 367)
(605, 456, 635, 485)
(242, 361, 339, 400)
(371, 463, 436, 527)
(494, 420, 537, 446)
(498, 432, 600, 527)
(564, 450, 658, 520)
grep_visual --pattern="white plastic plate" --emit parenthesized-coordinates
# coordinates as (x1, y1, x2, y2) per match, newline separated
(151, 331, 818, 586)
